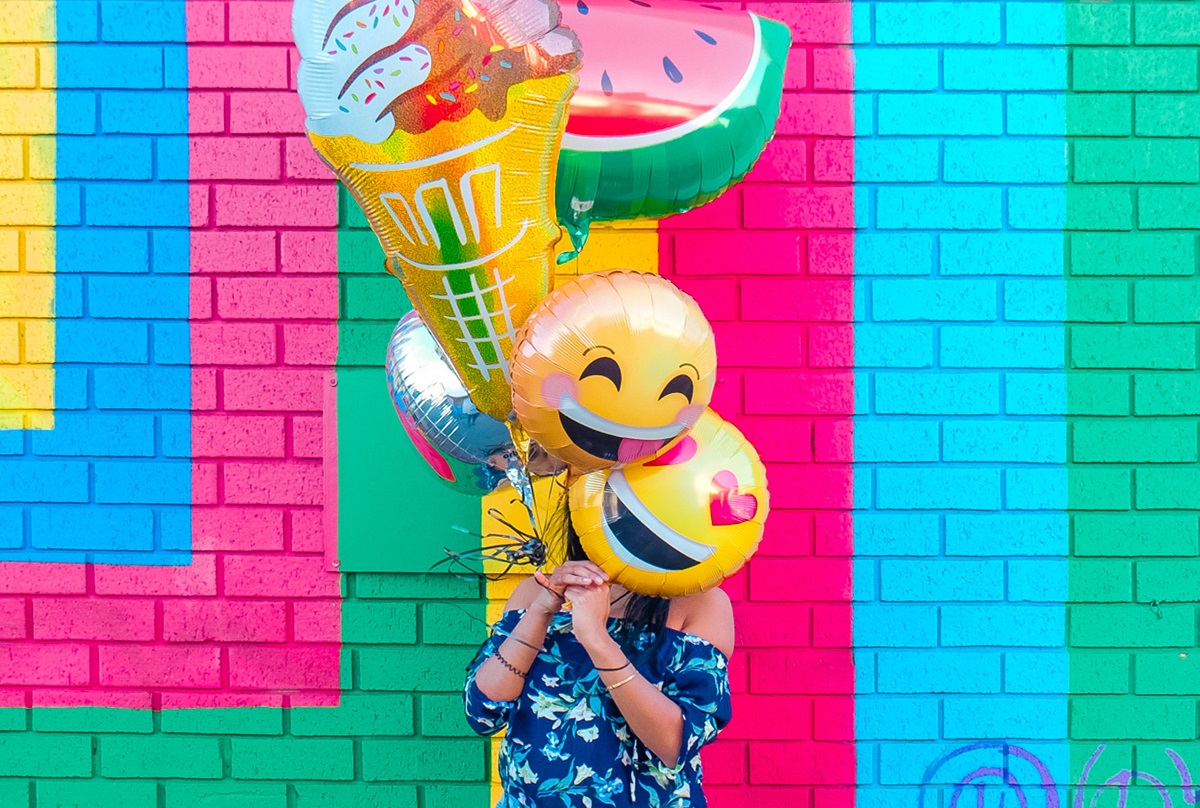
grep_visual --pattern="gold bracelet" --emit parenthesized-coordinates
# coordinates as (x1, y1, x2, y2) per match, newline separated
(605, 672, 638, 693)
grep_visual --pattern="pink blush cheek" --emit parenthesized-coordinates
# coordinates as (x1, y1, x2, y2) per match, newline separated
(540, 373, 578, 409)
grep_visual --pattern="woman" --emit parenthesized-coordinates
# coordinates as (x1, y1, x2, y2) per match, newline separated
(462, 528, 734, 807)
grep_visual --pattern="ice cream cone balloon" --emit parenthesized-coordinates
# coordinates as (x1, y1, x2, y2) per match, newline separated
(294, 0, 581, 420)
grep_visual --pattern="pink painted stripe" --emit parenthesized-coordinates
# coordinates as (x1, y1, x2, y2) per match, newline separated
(660, 2, 856, 802)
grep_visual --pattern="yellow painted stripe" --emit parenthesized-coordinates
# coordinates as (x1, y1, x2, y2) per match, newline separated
(483, 220, 660, 801)
(0, 0, 54, 430)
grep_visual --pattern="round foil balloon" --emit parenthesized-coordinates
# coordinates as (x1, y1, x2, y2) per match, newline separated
(386, 312, 516, 494)
(570, 409, 768, 597)
(294, 0, 582, 419)
(554, 0, 790, 256)
(509, 270, 716, 472)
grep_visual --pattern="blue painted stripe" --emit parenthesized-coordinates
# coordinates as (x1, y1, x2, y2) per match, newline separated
(853, 0, 1068, 798)
(1, 0, 191, 564)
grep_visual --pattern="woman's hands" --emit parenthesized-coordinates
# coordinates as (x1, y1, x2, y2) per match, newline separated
(563, 581, 612, 649)
(530, 560, 607, 617)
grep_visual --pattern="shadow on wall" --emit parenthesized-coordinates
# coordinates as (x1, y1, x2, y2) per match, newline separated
(919, 742, 1199, 807)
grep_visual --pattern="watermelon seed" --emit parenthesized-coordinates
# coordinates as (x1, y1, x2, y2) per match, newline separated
(695, 29, 717, 45)
(577, 0, 588, 13)
(628, 0, 651, 6)
(662, 56, 683, 83)
(600, 70, 613, 95)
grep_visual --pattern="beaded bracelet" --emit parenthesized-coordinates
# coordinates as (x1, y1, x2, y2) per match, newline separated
(493, 649, 528, 679)
(605, 672, 638, 693)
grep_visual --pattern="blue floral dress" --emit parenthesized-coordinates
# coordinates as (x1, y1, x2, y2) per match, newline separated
(463, 609, 732, 808)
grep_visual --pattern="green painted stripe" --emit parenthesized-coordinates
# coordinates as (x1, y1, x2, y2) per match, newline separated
(1067, 0, 1200, 773)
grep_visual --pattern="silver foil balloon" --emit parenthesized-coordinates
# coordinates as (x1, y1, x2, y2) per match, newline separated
(386, 312, 516, 494)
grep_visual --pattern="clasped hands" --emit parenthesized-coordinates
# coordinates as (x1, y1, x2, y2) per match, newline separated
(532, 560, 613, 649)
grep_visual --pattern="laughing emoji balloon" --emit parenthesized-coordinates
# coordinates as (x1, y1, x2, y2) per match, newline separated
(569, 409, 769, 597)
(510, 270, 717, 472)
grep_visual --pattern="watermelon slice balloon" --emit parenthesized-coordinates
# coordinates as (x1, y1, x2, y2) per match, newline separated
(555, 0, 791, 257)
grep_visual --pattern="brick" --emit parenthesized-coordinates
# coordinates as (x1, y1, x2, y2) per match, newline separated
(160, 704, 282, 735)
(854, 140, 937, 184)
(675, 233, 801, 276)
(1009, 560, 1068, 603)
(1136, 374, 1200, 415)
(229, 1, 295, 42)
(852, 605, 937, 648)
(1137, 4, 1200, 44)
(944, 48, 1065, 91)
(750, 650, 854, 695)
(223, 555, 339, 597)
(744, 372, 853, 415)
(726, 694, 814, 741)
(777, 93, 853, 137)
(877, 188, 1001, 230)
(1076, 47, 1200, 92)
(290, 785, 419, 808)
(877, 652, 1002, 694)
(362, 739, 485, 781)
(38, 780, 157, 806)
(291, 694, 415, 737)
(749, 558, 851, 602)
(1008, 94, 1066, 136)
(214, 184, 336, 227)
(194, 415, 287, 458)
(1070, 605, 1192, 648)
(356, 574, 480, 599)
(878, 4, 1000, 44)
(33, 702, 153, 734)
(744, 186, 853, 230)
(1065, 2, 1131, 45)
(1137, 95, 1200, 137)
(33, 597, 153, 641)
(94, 554, 217, 595)
(1070, 653, 1129, 695)
(1071, 326, 1195, 370)
(1072, 697, 1194, 740)
(941, 606, 1063, 648)
(162, 600, 287, 643)
(100, 644, 221, 689)
(227, 646, 340, 690)
(749, 742, 854, 785)
(1006, 652, 1071, 694)
(1069, 468, 1131, 511)
(944, 697, 1065, 739)
(192, 231, 277, 274)
(217, 277, 338, 320)
(165, 783, 287, 808)
(1075, 141, 1199, 184)
(189, 45, 288, 88)
(1140, 188, 1200, 231)
(1074, 421, 1197, 463)
(1137, 468, 1200, 510)
(1065, 187, 1128, 230)
(747, 3, 850, 44)
(880, 560, 1004, 601)
(0, 735, 91, 777)
(1075, 513, 1197, 557)
(875, 374, 999, 415)
(284, 324, 339, 365)
(941, 233, 1063, 276)
(946, 514, 1065, 556)
(1007, 188, 1066, 230)
(944, 139, 1065, 184)
(878, 94, 1002, 136)
(855, 49, 937, 91)
(102, 736, 222, 779)
(855, 326, 933, 369)
(871, 280, 995, 322)
(1067, 94, 1132, 137)
(1135, 653, 1200, 695)
(223, 369, 326, 411)
(359, 646, 477, 692)
(1065, 280, 1128, 322)
(232, 739, 354, 780)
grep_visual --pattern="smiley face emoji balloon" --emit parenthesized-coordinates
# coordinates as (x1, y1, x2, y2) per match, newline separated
(569, 409, 769, 597)
(509, 270, 717, 472)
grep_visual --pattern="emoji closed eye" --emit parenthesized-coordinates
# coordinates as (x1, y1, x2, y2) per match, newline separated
(659, 374, 694, 402)
(581, 356, 622, 390)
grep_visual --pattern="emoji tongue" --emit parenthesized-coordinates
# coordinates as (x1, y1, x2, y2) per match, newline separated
(618, 437, 665, 465)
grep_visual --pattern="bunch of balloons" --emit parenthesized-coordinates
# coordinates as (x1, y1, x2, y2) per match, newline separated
(293, 0, 789, 596)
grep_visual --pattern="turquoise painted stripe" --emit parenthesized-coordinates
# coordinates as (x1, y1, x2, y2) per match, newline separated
(853, 2, 1068, 802)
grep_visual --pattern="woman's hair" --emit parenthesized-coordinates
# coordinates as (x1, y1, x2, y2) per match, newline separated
(563, 516, 671, 670)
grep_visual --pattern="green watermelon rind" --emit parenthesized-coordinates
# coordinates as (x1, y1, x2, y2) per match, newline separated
(554, 14, 791, 255)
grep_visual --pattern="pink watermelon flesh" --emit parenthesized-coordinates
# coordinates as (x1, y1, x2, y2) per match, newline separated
(560, 0, 758, 139)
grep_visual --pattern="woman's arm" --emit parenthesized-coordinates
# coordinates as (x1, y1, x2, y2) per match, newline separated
(568, 585, 735, 768)
(472, 562, 608, 702)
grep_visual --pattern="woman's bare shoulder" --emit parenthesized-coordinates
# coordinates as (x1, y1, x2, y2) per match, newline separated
(677, 586, 734, 658)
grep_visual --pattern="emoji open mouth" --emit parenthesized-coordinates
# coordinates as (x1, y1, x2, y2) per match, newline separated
(557, 393, 687, 463)
(600, 471, 715, 572)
